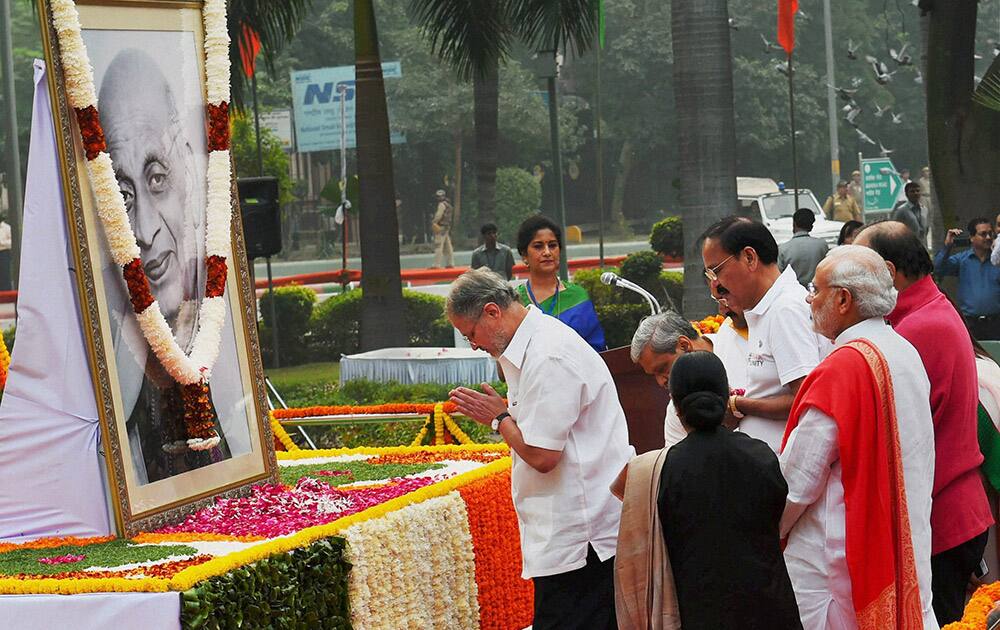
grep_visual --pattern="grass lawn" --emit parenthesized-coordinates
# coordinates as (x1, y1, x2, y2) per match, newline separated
(262, 361, 498, 448)
(266, 361, 340, 390)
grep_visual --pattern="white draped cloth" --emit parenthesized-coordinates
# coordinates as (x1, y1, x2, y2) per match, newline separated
(779, 318, 938, 630)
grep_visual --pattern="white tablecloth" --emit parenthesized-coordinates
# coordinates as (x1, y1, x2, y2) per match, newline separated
(340, 347, 498, 385)
(0, 592, 180, 630)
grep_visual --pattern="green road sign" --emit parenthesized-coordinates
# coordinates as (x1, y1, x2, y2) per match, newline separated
(861, 157, 902, 213)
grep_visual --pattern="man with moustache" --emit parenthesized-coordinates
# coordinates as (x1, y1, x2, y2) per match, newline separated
(99, 48, 229, 483)
(701, 217, 830, 451)
(446, 268, 632, 629)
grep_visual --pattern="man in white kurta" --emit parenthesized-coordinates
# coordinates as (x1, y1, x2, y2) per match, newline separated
(446, 269, 633, 629)
(780, 246, 937, 629)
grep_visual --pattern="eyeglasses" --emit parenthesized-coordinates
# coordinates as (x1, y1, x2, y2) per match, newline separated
(806, 282, 845, 298)
(710, 293, 730, 307)
(462, 316, 482, 343)
(704, 255, 736, 283)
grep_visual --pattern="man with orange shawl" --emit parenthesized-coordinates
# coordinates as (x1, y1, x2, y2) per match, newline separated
(780, 245, 937, 629)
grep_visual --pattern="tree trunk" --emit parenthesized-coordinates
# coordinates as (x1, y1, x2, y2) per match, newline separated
(672, 0, 738, 318)
(473, 60, 499, 226)
(354, 0, 407, 351)
(608, 140, 633, 232)
(926, 0, 1000, 233)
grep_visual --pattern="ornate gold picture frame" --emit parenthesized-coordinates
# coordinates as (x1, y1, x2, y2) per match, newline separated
(37, 0, 277, 536)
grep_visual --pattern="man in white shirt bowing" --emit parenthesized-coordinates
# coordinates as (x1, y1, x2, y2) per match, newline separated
(780, 245, 937, 629)
(701, 217, 831, 451)
(446, 268, 632, 630)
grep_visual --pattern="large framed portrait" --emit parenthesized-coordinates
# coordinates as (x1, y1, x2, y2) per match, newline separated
(38, 0, 277, 536)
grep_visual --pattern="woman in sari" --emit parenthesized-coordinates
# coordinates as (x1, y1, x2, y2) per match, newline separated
(515, 215, 606, 351)
(615, 351, 801, 629)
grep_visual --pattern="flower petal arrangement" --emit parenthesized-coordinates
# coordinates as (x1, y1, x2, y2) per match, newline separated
(50, 0, 233, 450)
(0, 444, 533, 629)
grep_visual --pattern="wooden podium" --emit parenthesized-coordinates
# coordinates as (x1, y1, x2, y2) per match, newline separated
(600, 346, 668, 454)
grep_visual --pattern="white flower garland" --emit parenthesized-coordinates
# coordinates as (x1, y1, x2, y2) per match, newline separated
(50, 0, 232, 389)
(344, 492, 480, 629)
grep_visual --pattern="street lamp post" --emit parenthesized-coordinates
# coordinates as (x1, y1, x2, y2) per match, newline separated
(539, 49, 569, 281)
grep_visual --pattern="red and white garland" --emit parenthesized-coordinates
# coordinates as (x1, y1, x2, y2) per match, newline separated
(51, 0, 233, 450)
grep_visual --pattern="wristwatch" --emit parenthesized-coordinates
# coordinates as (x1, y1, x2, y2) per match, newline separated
(491, 411, 511, 432)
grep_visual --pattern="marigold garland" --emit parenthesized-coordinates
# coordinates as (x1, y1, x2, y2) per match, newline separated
(49, 0, 232, 450)
(458, 470, 534, 629)
(943, 582, 1000, 630)
(273, 402, 460, 419)
(692, 314, 725, 335)
(269, 413, 300, 451)
(0, 327, 10, 390)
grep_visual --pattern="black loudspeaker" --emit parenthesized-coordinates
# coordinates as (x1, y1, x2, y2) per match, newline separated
(238, 176, 282, 259)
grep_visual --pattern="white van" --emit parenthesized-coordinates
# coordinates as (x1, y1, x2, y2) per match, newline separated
(736, 177, 844, 247)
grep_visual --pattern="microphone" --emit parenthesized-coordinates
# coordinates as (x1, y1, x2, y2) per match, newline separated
(600, 272, 661, 315)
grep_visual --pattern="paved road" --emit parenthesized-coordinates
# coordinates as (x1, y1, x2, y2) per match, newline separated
(254, 240, 651, 279)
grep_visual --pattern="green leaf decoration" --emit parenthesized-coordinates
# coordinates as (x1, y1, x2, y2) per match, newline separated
(181, 536, 351, 629)
(278, 460, 445, 487)
(0, 540, 197, 577)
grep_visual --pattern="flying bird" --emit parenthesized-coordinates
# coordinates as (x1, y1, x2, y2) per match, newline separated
(760, 33, 782, 54)
(891, 112, 904, 124)
(775, 61, 794, 77)
(844, 106, 862, 127)
(855, 128, 877, 145)
(866, 55, 897, 84)
(890, 44, 912, 66)
(878, 141, 894, 157)
(874, 103, 890, 118)
(797, 9, 811, 21)
(847, 39, 860, 60)
(728, 17, 739, 30)
(914, 69, 924, 84)
(829, 84, 858, 101)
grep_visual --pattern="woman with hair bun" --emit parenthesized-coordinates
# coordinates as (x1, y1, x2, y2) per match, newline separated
(614, 351, 802, 629)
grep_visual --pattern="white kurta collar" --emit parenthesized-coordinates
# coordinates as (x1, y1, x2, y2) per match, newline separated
(500, 305, 541, 370)
(833, 317, 890, 348)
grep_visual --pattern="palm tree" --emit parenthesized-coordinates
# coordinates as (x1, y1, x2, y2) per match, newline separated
(409, 0, 597, 226)
(409, 1, 513, 226)
(671, 0, 737, 318)
(354, 0, 408, 351)
(227, 0, 315, 110)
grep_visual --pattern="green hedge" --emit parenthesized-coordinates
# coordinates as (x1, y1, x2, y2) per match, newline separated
(649, 216, 683, 258)
(310, 289, 453, 359)
(596, 303, 651, 350)
(181, 537, 351, 629)
(259, 285, 317, 367)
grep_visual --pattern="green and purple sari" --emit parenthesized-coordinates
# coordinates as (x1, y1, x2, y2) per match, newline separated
(517, 281, 606, 352)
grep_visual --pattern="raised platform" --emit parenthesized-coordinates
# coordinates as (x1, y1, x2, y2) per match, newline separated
(340, 347, 499, 385)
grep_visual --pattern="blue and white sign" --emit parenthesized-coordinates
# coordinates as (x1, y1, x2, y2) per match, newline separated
(291, 62, 405, 153)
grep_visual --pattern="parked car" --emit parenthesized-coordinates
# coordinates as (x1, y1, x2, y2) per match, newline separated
(736, 177, 844, 247)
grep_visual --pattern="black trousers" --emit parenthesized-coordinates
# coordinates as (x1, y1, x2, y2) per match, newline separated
(532, 545, 616, 630)
(931, 528, 989, 624)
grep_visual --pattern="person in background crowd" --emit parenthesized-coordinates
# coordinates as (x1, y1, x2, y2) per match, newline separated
(430, 189, 454, 268)
(891, 182, 928, 242)
(934, 217, 1000, 340)
(701, 217, 830, 451)
(780, 245, 937, 629)
(651, 351, 801, 628)
(0, 213, 11, 291)
(972, 333, 1000, 583)
(900, 168, 912, 183)
(837, 220, 864, 246)
(856, 221, 992, 624)
(919, 166, 935, 217)
(446, 268, 632, 630)
(470, 222, 515, 280)
(848, 170, 864, 207)
(993, 211, 1000, 266)
(822, 181, 863, 223)
(515, 215, 605, 352)
(778, 208, 830, 286)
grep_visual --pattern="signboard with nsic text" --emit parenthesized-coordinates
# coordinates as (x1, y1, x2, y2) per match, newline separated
(291, 62, 405, 153)
(861, 157, 903, 215)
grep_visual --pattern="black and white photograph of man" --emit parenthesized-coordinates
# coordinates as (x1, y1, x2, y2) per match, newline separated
(84, 29, 253, 485)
